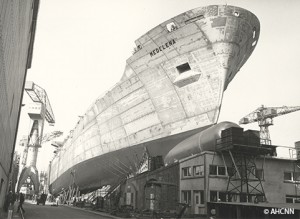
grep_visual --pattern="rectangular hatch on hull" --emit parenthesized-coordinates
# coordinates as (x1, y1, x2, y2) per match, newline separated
(176, 63, 191, 73)
(173, 62, 201, 88)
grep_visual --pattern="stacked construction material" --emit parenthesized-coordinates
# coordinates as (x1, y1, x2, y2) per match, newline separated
(243, 130, 260, 146)
(220, 127, 244, 148)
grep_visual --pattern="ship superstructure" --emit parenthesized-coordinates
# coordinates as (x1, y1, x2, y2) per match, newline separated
(49, 5, 260, 194)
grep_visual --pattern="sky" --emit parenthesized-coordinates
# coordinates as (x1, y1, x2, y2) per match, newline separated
(16, 0, 300, 171)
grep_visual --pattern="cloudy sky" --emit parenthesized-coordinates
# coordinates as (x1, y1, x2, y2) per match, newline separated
(16, 0, 300, 171)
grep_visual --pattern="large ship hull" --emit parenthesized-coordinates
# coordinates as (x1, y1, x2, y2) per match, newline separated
(49, 5, 260, 195)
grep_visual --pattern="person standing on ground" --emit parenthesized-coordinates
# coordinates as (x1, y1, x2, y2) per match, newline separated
(56, 196, 59, 206)
(10, 192, 16, 210)
(3, 191, 13, 212)
(17, 192, 25, 214)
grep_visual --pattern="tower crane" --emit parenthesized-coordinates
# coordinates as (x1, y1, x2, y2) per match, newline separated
(239, 105, 300, 145)
(17, 81, 58, 194)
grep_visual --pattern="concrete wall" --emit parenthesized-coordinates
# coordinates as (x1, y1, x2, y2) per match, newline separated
(261, 157, 299, 203)
(0, 0, 38, 207)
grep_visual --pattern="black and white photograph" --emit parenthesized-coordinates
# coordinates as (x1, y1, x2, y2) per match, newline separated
(0, 0, 300, 218)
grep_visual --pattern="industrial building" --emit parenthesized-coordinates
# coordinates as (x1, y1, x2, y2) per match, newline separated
(179, 150, 300, 218)
(119, 161, 179, 213)
(102, 124, 300, 218)
(0, 0, 39, 208)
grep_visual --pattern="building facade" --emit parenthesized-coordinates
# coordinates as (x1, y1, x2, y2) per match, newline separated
(179, 151, 300, 218)
(0, 0, 39, 208)
(112, 163, 179, 214)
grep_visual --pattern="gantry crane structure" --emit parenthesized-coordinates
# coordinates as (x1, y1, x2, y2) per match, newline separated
(239, 105, 300, 145)
(20, 130, 63, 167)
(17, 81, 58, 194)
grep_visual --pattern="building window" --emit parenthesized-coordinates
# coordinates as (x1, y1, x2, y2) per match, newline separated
(209, 165, 217, 175)
(182, 190, 191, 204)
(240, 193, 247, 202)
(195, 194, 199, 204)
(210, 191, 228, 202)
(254, 195, 266, 203)
(210, 165, 227, 176)
(200, 191, 204, 204)
(210, 191, 218, 202)
(182, 167, 192, 177)
(286, 195, 300, 203)
(284, 172, 300, 182)
(193, 165, 204, 176)
(284, 172, 292, 181)
(218, 166, 226, 176)
(294, 172, 300, 181)
(219, 192, 227, 202)
(227, 193, 238, 202)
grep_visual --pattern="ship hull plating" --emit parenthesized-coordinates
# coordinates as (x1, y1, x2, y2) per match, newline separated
(49, 5, 260, 195)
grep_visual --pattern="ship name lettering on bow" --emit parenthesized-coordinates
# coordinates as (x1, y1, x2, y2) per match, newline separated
(150, 39, 176, 57)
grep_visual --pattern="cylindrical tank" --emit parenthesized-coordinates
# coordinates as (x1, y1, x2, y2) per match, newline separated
(295, 141, 300, 160)
(164, 121, 240, 164)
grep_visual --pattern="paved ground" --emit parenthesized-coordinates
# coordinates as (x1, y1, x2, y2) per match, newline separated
(0, 203, 22, 219)
(21, 202, 116, 219)
(0, 201, 120, 219)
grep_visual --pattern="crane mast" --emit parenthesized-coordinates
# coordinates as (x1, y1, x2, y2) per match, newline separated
(239, 105, 300, 145)
(17, 82, 58, 194)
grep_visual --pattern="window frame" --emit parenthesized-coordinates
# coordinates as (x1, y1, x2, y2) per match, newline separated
(209, 165, 217, 175)
(218, 166, 226, 176)
(193, 165, 204, 176)
(286, 195, 300, 203)
(182, 166, 192, 178)
(219, 192, 227, 202)
(182, 190, 191, 204)
(209, 165, 228, 176)
(210, 191, 218, 202)
(284, 172, 300, 182)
